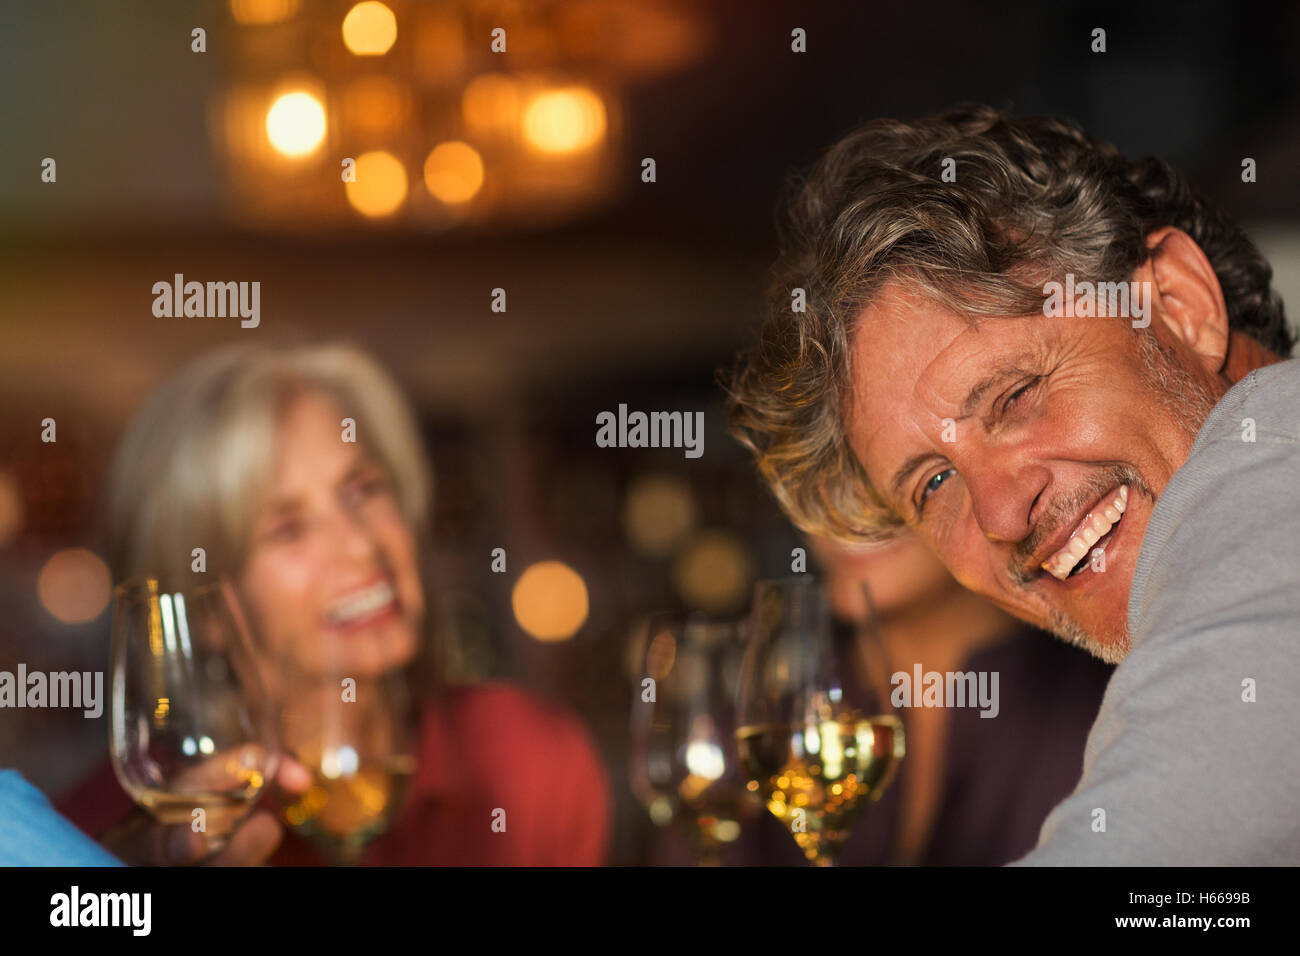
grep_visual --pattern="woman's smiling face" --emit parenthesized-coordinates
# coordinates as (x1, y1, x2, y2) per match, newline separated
(238, 389, 425, 678)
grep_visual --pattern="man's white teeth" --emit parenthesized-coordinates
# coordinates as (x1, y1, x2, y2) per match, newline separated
(1042, 485, 1129, 581)
(326, 581, 396, 624)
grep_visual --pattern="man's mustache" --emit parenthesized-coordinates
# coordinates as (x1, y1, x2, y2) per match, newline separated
(1008, 465, 1146, 586)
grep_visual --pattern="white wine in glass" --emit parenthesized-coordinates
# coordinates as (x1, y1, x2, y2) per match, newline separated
(109, 576, 278, 856)
(276, 671, 416, 865)
(736, 577, 905, 866)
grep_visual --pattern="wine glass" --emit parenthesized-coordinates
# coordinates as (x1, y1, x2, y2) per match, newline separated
(109, 576, 278, 857)
(274, 660, 416, 866)
(735, 576, 905, 866)
(628, 614, 758, 865)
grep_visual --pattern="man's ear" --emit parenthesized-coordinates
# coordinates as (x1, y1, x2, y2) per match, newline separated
(1141, 226, 1230, 375)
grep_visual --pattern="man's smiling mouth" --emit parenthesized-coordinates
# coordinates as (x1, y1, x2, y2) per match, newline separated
(1040, 485, 1129, 581)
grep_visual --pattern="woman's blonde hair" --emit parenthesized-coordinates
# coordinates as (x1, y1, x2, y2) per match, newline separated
(105, 342, 433, 588)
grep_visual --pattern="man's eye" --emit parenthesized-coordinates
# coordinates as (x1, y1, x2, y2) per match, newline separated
(1001, 377, 1041, 415)
(920, 467, 956, 504)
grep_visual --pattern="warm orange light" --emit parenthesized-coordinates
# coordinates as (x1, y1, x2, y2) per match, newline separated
(342, 1, 397, 56)
(342, 76, 408, 134)
(0, 470, 22, 548)
(412, 15, 467, 84)
(624, 473, 695, 557)
(462, 73, 520, 132)
(266, 90, 326, 157)
(345, 150, 408, 218)
(37, 548, 112, 624)
(521, 87, 606, 154)
(645, 628, 677, 679)
(423, 141, 484, 204)
(229, 0, 299, 25)
(512, 561, 588, 642)
(672, 531, 752, 614)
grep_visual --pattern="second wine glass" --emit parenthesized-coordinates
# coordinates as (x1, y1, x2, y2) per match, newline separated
(629, 614, 758, 865)
(275, 665, 416, 866)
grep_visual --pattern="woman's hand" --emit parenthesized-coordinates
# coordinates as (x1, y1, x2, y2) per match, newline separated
(102, 757, 312, 866)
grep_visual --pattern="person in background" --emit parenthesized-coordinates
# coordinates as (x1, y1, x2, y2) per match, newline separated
(57, 343, 610, 866)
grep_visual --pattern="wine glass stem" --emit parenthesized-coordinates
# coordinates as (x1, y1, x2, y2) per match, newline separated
(198, 832, 230, 863)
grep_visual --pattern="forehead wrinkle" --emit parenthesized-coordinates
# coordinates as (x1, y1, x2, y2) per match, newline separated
(914, 319, 1046, 419)
(848, 303, 969, 497)
(883, 318, 1050, 509)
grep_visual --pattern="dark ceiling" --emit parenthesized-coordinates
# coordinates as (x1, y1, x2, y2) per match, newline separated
(1, 0, 1297, 422)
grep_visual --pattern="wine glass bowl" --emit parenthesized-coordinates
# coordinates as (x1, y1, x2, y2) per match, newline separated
(273, 663, 416, 866)
(735, 577, 905, 866)
(628, 614, 757, 865)
(109, 576, 278, 855)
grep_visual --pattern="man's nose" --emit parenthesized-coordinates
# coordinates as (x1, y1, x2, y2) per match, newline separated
(963, 455, 1051, 544)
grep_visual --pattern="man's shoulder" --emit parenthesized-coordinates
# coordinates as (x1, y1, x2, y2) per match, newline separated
(1128, 357, 1300, 635)
(1244, 355, 1300, 399)
(1019, 358, 1300, 865)
(1202, 357, 1300, 445)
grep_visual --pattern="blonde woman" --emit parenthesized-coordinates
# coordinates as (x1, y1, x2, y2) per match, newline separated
(59, 343, 610, 865)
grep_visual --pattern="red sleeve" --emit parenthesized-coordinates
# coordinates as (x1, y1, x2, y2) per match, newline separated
(553, 710, 611, 866)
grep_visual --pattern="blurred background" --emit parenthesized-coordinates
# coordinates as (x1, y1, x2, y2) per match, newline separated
(1, 0, 1297, 864)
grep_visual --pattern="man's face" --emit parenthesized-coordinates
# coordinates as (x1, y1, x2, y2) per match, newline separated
(846, 282, 1221, 662)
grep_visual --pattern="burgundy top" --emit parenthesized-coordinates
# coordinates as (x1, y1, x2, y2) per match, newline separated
(57, 682, 611, 866)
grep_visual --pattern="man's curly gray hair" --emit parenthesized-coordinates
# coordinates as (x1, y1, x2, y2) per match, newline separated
(724, 102, 1292, 544)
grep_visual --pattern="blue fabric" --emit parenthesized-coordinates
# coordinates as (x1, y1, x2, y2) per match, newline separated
(0, 769, 123, 866)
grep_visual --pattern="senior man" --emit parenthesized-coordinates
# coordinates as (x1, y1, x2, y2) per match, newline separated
(726, 103, 1299, 864)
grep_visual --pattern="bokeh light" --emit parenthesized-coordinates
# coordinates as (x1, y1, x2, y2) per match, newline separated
(645, 627, 677, 679)
(672, 530, 752, 614)
(512, 560, 589, 642)
(461, 73, 521, 133)
(521, 86, 606, 154)
(342, 75, 409, 134)
(229, 0, 300, 25)
(265, 90, 327, 157)
(345, 150, 408, 218)
(342, 2, 397, 56)
(0, 470, 22, 548)
(37, 548, 112, 624)
(623, 473, 696, 557)
(423, 141, 484, 204)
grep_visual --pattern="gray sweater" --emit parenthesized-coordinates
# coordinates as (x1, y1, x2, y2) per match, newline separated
(1013, 357, 1300, 865)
